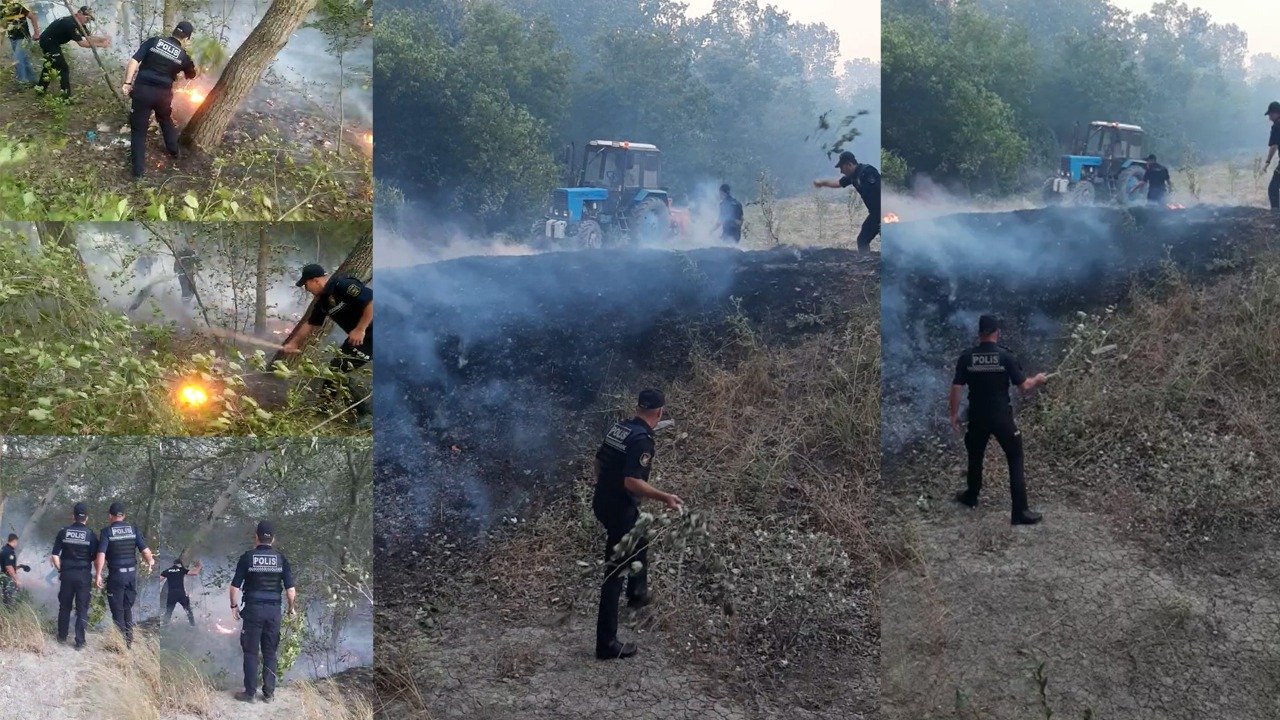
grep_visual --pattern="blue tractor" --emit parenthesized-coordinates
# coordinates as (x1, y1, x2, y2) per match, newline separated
(538, 140, 678, 249)
(1043, 121, 1151, 205)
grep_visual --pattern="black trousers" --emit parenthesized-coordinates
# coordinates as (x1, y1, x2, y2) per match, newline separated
(39, 50, 70, 95)
(1148, 187, 1167, 204)
(594, 503, 648, 653)
(241, 603, 282, 697)
(963, 414, 1029, 516)
(1269, 169, 1280, 209)
(106, 573, 138, 644)
(165, 592, 195, 625)
(857, 211, 880, 251)
(129, 83, 179, 177)
(57, 571, 92, 646)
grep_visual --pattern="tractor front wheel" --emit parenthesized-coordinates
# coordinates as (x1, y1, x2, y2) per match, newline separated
(1068, 181, 1096, 205)
(630, 197, 672, 245)
(576, 219, 604, 250)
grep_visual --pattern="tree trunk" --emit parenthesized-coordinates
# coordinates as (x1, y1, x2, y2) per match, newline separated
(271, 230, 372, 367)
(162, 0, 176, 37)
(141, 445, 160, 546)
(254, 226, 269, 337)
(20, 439, 100, 541)
(179, 0, 318, 149)
(336, 446, 364, 578)
(176, 450, 271, 565)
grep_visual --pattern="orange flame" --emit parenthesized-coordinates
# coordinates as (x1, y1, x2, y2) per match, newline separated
(177, 383, 209, 408)
(181, 88, 206, 105)
(883, 213, 901, 223)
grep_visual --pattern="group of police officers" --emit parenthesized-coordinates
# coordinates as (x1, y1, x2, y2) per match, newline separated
(0, 503, 297, 703)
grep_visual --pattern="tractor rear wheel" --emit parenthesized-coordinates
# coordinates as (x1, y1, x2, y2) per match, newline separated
(576, 219, 604, 249)
(630, 197, 672, 245)
(1117, 166, 1146, 206)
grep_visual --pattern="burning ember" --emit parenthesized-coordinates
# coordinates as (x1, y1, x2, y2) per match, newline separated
(181, 88, 206, 105)
(1167, 203, 1186, 210)
(883, 213, 901, 223)
(362, 132, 373, 145)
(177, 383, 209, 409)
(214, 621, 236, 635)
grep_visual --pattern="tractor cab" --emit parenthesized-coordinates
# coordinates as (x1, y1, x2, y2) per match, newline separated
(542, 140, 675, 248)
(1045, 121, 1149, 204)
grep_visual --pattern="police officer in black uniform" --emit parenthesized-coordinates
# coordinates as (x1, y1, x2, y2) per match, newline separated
(1263, 101, 1280, 210)
(815, 150, 882, 252)
(121, 21, 198, 179)
(714, 183, 744, 243)
(593, 389, 683, 660)
(37, 6, 111, 97)
(94, 502, 155, 647)
(949, 315, 1048, 525)
(0, 534, 21, 606)
(284, 263, 373, 381)
(160, 558, 201, 626)
(230, 521, 297, 703)
(52, 503, 97, 648)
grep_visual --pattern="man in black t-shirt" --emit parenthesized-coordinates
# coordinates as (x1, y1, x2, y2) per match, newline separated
(1138, 154, 1171, 204)
(3, 0, 41, 85)
(160, 558, 201, 626)
(122, 21, 198, 178)
(949, 315, 1048, 525)
(0, 534, 20, 606)
(37, 6, 111, 97)
(285, 263, 373, 373)
(592, 389, 683, 660)
(815, 150, 881, 252)
(1263, 101, 1280, 209)
(713, 183, 744, 243)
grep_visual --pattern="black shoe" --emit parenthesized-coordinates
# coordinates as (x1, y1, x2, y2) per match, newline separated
(260, 693, 274, 704)
(74, 643, 85, 651)
(628, 591, 653, 609)
(234, 691, 255, 703)
(57, 636, 67, 644)
(953, 491, 978, 508)
(1012, 510, 1043, 526)
(596, 641, 638, 660)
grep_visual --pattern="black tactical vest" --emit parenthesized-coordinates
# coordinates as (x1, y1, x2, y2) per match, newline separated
(243, 548, 285, 603)
(58, 524, 94, 571)
(102, 522, 139, 570)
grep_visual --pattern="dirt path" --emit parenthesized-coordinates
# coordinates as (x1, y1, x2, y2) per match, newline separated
(882, 484, 1280, 720)
(0, 634, 313, 719)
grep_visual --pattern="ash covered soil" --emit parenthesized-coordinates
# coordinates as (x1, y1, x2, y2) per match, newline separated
(373, 246, 879, 719)
(880, 205, 1280, 719)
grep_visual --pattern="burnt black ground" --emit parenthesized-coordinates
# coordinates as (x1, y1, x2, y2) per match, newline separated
(374, 246, 875, 550)
(882, 204, 1279, 457)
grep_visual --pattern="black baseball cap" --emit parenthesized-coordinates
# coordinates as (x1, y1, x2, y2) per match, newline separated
(256, 520, 275, 539)
(77, 6, 94, 19)
(174, 21, 194, 38)
(637, 388, 665, 410)
(296, 263, 326, 286)
(978, 315, 1000, 334)
(73, 502, 87, 519)
(835, 150, 857, 168)
(1145, 154, 1157, 162)
(108, 501, 125, 516)
(1266, 101, 1280, 116)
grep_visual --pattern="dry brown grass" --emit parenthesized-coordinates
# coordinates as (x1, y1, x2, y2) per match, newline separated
(0, 601, 48, 654)
(297, 679, 375, 720)
(79, 628, 214, 719)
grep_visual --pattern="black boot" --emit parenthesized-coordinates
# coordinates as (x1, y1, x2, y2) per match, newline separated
(234, 691, 255, 703)
(628, 591, 653, 609)
(1012, 510, 1043, 526)
(596, 641, 638, 660)
(953, 490, 978, 508)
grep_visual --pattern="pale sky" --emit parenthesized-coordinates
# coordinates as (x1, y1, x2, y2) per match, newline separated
(1109, 0, 1267, 59)
(683, 0, 880, 65)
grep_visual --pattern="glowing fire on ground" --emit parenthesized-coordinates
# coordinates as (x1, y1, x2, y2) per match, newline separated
(180, 88, 206, 105)
(883, 213, 901, 223)
(177, 383, 209, 409)
(1166, 203, 1186, 210)
(362, 132, 373, 145)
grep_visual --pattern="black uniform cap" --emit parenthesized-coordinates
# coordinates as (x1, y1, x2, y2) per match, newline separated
(835, 150, 857, 168)
(1145, 154, 1157, 162)
(174, 21, 194, 39)
(77, 5, 95, 20)
(296, 263, 326, 286)
(637, 388, 665, 410)
(978, 315, 1000, 335)
(73, 502, 87, 519)
(1266, 101, 1280, 116)
(256, 520, 275, 540)
(108, 502, 125, 516)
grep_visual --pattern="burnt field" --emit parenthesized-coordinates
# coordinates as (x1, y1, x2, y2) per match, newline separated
(373, 246, 881, 718)
(880, 205, 1280, 719)
(375, 246, 875, 546)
